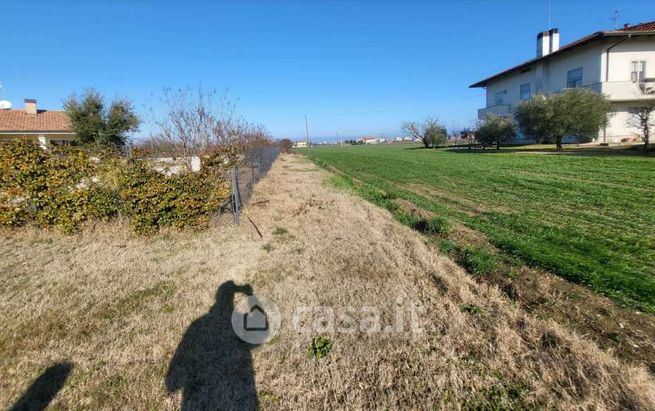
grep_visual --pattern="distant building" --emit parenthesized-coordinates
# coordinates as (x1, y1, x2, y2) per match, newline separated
(361, 137, 377, 144)
(0, 99, 76, 147)
(294, 140, 308, 148)
(470, 21, 655, 143)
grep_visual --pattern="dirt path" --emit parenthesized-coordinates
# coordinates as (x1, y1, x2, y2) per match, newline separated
(0, 153, 654, 409)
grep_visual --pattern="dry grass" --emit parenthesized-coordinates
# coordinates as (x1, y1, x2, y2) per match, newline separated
(1, 154, 654, 409)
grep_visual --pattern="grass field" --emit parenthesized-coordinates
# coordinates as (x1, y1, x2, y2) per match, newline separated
(2, 154, 654, 409)
(305, 144, 655, 313)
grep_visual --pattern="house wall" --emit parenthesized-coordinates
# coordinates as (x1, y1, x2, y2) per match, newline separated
(601, 36, 655, 141)
(541, 43, 603, 92)
(603, 36, 655, 82)
(485, 70, 535, 108)
(485, 43, 603, 110)
(483, 36, 655, 143)
(0, 133, 76, 145)
(604, 102, 643, 142)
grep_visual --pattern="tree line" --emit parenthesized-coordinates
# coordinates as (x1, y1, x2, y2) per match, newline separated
(404, 88, 653, 151)
(63, 86, 275, 155)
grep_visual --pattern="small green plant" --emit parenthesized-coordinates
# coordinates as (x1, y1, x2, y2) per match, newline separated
(507, 270, 520, 279)
(460, 303, 485, 315)
(455, 246, 500, 276)
(262, 243, 274, 252)
(425, 216, 452, 235)
(397, 213, 452, 236)
(272, 226, 288, 236)
(308, 336, 333, 359)
(438, 239, 456, 254)
(326, 174, 355, 191)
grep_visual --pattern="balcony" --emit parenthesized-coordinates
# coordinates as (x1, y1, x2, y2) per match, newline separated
(596, 81, 655, 101)
(477, 104, 512, 120)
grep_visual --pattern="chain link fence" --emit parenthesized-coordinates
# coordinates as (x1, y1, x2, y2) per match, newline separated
(230, 146, 280, 224)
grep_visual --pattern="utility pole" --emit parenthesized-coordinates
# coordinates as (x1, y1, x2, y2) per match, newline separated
(304, 114, 310, 146)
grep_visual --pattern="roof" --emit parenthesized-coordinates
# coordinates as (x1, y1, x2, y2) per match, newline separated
(615, 21, 655, 32)
(0, 109, 74, 133)
(470, 20, 655, 88)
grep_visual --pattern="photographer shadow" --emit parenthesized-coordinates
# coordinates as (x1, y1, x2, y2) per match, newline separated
(9, 362, 73, 411)
(166, 281, 259, 410)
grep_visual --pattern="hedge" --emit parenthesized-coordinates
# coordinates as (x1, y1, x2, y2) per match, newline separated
(0, 140, 230, 234)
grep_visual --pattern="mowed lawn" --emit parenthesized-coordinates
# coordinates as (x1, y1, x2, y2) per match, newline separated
(305, 144, 655, 312)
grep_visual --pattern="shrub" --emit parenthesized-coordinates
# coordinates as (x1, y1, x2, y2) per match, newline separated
(514, 89, 611, 151)
(279, 138, 293, 153)
(117, 162, 229, 234)
(475, 114, 517, 150)
(0, 140, 230, 234)
(0, 141, 119, 233)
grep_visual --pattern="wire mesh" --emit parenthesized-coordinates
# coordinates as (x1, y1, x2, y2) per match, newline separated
(230, 146, 280, 224)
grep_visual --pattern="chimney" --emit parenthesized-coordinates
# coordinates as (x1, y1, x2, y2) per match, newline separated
(24, 99, 37, 115)
(537, 31, 551, 58)
(548, 28, 560, 53)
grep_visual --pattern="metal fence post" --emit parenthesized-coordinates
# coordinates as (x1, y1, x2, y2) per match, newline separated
(231, 166, 241, 225)
(228, 147, 280, 226)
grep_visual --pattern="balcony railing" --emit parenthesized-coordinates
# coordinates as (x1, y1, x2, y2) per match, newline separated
(477, 104, 512, 120)
(580, 81, 655, 101)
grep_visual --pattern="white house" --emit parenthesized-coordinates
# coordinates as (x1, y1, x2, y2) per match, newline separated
(355, 137, 378, 144)
(471, 21, 655, 143)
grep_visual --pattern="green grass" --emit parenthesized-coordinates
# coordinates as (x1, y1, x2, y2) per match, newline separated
(304, 144, 655, 313)
(273, 226, 288, 236)
(454, 245, 500, 276)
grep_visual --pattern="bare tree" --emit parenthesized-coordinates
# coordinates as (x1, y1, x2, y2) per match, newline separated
(146, 85, 272, 168)
(401, 117, 447, 149)
(628, 102, 655, 151)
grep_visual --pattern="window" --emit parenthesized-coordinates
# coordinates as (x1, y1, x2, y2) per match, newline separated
(567, 67, 583, 88)
(494, 91, 505, 105)
(520, 83, 531, 101)
(631, 61, 646, 82)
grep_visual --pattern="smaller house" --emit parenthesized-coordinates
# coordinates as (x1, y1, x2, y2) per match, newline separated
(0, 99, 75, 147)
(294, 140, 308, 148)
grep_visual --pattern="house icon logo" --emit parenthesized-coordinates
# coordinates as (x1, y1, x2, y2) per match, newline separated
(232, 294, 280, 344)
(244, 305, 268, 331)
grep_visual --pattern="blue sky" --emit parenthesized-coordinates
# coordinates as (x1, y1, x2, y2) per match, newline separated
(0, 0, 650, 140)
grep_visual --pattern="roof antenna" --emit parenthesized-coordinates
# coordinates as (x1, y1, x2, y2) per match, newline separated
(611, 9, 621, 29)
